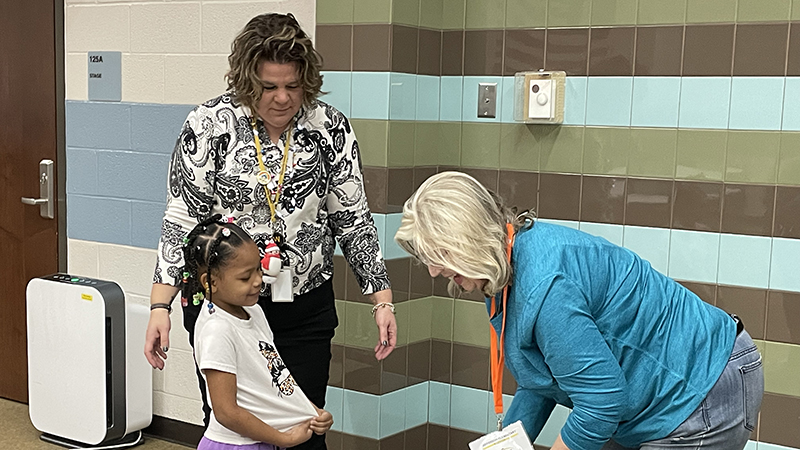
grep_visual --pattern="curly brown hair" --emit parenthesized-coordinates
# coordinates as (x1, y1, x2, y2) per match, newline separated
(226, 13, 324, 113)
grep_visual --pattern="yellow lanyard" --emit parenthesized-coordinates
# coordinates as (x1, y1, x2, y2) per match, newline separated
(251, 118, 292, 224)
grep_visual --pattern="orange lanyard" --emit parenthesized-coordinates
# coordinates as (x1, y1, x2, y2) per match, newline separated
(490, 223, 515, 430)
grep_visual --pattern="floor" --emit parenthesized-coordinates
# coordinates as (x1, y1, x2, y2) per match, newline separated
(0, 398, 191, 450)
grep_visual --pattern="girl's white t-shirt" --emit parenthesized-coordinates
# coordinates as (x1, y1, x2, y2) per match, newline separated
(194, 301, 318, 445)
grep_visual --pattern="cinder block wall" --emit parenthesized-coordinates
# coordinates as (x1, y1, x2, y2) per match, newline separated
(64, 0, 315, 426)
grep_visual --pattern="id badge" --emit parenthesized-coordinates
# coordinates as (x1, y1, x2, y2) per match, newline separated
(469, 421, 534, 450)
(271, 269, 294, 302)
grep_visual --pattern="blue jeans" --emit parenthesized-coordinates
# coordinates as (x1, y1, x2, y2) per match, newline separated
(602, 330, 764, 450)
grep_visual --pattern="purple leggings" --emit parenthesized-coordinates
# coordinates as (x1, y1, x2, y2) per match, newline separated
(197, 437, 281, 450)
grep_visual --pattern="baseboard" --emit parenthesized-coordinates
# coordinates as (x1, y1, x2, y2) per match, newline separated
(143, 415, 204, 447)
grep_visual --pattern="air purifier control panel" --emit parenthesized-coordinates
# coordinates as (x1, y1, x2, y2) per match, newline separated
(45, 273, 104, 285)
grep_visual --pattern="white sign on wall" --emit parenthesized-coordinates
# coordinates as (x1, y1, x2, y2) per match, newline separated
(87, 52, 121, 102)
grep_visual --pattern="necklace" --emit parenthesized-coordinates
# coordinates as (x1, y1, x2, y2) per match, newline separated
(251, 117, 292, 247)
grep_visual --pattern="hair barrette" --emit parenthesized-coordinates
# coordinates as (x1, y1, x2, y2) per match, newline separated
(221, 228, 231, 237)
(182, 237, 190, 245)
(207, 302, 216, 314)
(223, 216, 235, 224)
(192, 291, 204, 306)
(181, 297, 189, 307)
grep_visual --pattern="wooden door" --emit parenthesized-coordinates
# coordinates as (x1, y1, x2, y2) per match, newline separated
(0, 0, 65, 402)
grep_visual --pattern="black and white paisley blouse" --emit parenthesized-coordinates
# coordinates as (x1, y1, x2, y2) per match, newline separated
(154, 93, 390, 297)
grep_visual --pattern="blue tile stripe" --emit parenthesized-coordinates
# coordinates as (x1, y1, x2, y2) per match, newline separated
(325, 382, 775, 449)
(321, 72, 800, 131)
(326, 382, 513, 439)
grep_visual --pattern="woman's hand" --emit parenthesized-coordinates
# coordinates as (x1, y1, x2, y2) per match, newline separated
(310, 407, 333, 435)
(373, 307, 397, 360)
(144, 283, 180, 370)
(144, 310, 171, 370)
(369, 289, 396, 360)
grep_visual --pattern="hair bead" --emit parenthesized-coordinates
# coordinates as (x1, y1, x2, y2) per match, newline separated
(179, 214, 253, 310)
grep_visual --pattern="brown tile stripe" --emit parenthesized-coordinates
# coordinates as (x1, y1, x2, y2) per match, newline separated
(364, 168, 800, 240)
(760, 393, 800, 448)
(318, 22, 799, 77)
(333, 339, 517, 396)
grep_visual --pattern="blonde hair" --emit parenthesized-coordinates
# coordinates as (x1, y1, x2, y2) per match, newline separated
(395, 172, 532, 297)
(226, 13, 323, 113)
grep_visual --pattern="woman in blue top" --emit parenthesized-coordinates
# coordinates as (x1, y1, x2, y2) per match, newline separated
(395, 171, 764, 450)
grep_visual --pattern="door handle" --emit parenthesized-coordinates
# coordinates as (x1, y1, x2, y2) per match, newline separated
(21, 159, 55, 219)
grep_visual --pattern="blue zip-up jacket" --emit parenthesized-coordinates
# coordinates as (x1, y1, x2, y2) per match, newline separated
(491, 222, 735, 450)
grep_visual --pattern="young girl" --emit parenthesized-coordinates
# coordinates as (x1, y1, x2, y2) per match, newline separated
(181, 215, 333, 450)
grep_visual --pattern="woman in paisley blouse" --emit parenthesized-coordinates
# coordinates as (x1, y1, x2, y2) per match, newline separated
(143, 13, 396, 449)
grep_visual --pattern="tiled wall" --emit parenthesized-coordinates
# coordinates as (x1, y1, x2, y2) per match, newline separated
(61, 0, 800, 448)
(316, 0, 800, 449)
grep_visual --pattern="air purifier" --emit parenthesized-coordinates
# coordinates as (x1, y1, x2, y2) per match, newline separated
(26, 274, 152, 447)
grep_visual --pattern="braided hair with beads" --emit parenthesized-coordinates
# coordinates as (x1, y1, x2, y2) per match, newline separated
(180, 214, 256, 307)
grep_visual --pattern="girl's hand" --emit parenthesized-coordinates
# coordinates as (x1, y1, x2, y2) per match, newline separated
(310, 407, 333, 435)
(280, 420, 313, 447)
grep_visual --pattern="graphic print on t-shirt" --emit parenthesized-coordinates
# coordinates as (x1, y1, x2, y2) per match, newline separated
(259, 341, 298, 397)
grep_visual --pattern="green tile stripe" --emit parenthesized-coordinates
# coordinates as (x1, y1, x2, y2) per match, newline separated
(737, 0, 793, 22)
(763, 340, 800, 397)
(354, 120, 800, 186)
(334, 298, 800, 398)
(335, 296, 490, 349)
(317, 0, 797, 26)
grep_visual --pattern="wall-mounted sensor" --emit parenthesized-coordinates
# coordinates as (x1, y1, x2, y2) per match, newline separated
(513, 71, 565, 124)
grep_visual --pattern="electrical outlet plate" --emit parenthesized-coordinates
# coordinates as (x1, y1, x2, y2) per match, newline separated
(478, 83, 497, 118)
